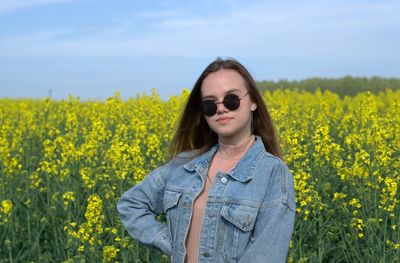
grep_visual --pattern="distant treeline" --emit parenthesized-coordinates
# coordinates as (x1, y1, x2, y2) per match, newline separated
(256, 76, 400, 97)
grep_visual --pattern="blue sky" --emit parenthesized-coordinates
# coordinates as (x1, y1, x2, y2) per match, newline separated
(0, 0, 399, 100)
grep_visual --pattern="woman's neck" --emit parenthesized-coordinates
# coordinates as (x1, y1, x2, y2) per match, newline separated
(217, 134, 255, 160)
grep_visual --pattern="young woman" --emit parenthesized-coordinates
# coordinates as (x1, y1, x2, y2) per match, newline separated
(117, 58, 296, 263)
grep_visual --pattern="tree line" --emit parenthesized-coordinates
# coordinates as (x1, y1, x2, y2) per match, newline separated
(256, 76, 400, 97)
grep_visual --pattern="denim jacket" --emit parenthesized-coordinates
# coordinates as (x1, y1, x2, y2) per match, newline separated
(117, 136, 296, 263)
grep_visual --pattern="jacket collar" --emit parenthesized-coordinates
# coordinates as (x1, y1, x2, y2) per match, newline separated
(183, 135, 266, 182)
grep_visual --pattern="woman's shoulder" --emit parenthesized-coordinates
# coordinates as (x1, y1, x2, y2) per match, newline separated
(168, 150, 200, 166)
(258, 150, 291, 174)
(249, 136, 289, 171)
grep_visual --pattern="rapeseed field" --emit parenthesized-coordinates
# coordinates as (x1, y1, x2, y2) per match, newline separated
(0, 89, 399, 262)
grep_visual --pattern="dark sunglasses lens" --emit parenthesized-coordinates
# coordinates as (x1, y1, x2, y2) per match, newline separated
(223, 94, 241, 110)
(202, 100, 217, 116)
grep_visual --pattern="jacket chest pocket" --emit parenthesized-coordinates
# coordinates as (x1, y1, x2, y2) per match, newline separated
(219, 203, 259, 263)
(163, 190, 182, 241)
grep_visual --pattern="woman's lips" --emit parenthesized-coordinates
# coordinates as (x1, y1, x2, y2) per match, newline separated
(216, 117, 232, 124)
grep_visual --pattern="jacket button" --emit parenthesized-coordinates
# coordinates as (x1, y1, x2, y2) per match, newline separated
(220, 177, 228, 184)
(203, 252, 210, 257)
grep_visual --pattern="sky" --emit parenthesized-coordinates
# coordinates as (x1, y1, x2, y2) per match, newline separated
(0, 0, 399, 100)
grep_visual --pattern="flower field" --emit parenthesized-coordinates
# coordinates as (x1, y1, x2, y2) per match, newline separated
(0, 88, 399, 262)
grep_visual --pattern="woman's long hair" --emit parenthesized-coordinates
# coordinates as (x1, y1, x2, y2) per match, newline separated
(168, 57, 282, 160)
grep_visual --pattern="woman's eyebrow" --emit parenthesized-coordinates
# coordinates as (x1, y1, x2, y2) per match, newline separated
(202, 88, 242, 100)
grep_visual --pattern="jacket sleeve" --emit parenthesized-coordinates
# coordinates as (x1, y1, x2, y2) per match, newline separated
(117, 164, 172, 255)
(238, 161, 296, 263)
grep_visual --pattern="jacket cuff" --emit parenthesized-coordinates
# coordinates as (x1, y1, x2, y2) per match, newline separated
(152, 226, 172, 256)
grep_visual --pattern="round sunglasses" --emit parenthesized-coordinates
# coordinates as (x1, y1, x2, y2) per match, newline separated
(201, 92, 249, 116)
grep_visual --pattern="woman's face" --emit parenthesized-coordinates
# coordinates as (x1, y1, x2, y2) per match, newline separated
(201, 69, 257, 145)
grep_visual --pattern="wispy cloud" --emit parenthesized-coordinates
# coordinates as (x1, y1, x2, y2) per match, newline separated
(0, 0, 75, 15)
(0, 1, 399, 59)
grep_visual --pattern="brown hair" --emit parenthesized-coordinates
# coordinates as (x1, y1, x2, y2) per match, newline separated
(168, 57, 282, 160)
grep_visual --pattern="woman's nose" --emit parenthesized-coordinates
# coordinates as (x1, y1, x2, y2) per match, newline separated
(216, 101, 228, 114)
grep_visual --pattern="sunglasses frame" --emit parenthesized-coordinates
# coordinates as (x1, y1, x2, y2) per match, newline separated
(202, 91, 249, 117)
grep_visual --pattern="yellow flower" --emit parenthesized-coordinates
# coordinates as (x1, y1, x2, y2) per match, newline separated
(1, 200, 13, 216)
(65, 194, 104, 252)
(62, 191, 75, 207)
(349, 198, 362, 208)
(333, 192, 347, 201)
(103, 245, 119, 262)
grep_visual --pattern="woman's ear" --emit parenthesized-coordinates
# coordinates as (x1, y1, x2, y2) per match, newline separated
(251, 103, 257, 111)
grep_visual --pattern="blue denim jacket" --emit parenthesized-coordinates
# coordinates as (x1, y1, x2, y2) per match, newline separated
(117, 136, 296, 263)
